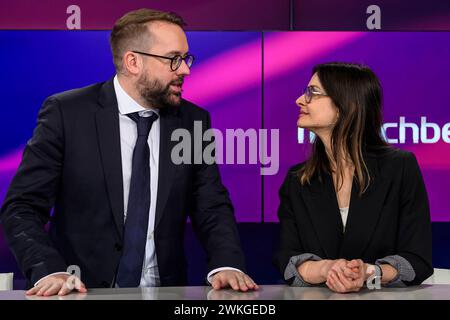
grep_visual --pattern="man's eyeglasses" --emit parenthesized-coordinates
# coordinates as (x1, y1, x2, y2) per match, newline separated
(132, 50, 195, 71)
(303, 86, 328, 104)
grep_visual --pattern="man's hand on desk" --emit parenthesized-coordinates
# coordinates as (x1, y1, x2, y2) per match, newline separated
(26, 274, 87, 297)
(210, 270, 259, 292)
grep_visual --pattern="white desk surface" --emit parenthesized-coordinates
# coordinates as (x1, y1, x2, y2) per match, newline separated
(1, 284, 450, 300)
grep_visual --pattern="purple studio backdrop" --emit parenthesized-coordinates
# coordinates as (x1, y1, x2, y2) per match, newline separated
(1, 0, 450, 285)
(1, 31, 449, 228)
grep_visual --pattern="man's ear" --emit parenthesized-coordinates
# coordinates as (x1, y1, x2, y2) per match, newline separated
(123, 51, 141, 75)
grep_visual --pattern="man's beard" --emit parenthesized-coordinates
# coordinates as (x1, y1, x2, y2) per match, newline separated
(137, 74, 184, 109)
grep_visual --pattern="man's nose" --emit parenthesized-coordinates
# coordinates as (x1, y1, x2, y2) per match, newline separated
(176, 59, 191, 76)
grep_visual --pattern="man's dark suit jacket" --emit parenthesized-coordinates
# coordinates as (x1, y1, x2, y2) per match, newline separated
(273, 149, 433, 286)
(0, 79, 246, 288)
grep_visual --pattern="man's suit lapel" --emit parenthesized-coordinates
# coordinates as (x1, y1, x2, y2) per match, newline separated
(95, 79, 124, 239)
(154, 106, 181, 231)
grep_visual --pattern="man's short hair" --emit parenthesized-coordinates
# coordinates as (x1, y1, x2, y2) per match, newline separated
(110, 8, 186, 72)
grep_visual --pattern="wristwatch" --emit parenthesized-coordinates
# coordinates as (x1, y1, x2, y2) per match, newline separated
(374, 264, 383, 280)
(366, 264, 383, 280)
(366, 264, 383, 289)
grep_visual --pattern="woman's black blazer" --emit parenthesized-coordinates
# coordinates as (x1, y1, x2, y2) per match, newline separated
(273, 148, 433, 286)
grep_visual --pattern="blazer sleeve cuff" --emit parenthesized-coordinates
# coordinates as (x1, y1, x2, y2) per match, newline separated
(284, 253, 322, 287)
(375, 254, 416, 287)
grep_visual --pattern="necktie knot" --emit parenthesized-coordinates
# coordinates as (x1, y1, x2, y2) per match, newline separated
(127, 112, 158, 137)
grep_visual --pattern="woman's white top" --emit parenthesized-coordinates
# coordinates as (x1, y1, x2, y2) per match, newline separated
(339, 207, 349, 232)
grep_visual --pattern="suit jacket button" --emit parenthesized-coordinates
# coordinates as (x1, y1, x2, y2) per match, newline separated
(115, 243, 122, 251)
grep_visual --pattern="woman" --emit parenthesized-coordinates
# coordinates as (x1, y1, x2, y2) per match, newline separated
(273, 62, 433, 293)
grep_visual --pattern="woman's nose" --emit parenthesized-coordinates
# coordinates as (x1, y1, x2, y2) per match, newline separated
(296, 95, 306, 107)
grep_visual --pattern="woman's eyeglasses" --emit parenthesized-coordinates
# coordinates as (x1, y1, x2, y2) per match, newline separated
(303, 86, 328, 104)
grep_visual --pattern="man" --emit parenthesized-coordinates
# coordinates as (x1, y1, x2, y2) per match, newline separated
(0, 8, 258, 296)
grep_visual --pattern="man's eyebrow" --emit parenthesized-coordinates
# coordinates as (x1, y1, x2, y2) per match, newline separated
(165, 50, 187, 56)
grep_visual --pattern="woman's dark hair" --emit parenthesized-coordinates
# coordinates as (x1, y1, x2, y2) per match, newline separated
(298, 62, 390, 195)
